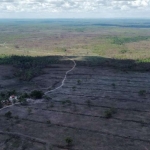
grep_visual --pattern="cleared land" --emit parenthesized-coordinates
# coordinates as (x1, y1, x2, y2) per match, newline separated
(1, 19, 150, 150)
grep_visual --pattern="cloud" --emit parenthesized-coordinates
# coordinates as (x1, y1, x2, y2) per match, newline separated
(0, 0, 150, 17)
(110, 0, 149, 10)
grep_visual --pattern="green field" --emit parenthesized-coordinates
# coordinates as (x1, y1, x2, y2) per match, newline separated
(1, 19, 150, 72)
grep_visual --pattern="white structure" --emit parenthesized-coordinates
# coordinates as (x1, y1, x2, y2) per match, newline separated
(9, 95, 18, 103)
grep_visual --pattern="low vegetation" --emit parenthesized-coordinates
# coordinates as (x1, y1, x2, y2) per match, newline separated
(77, 79, 81, 85)
(138, 90, 147, 96)
(62, 99, 72, 106)
(65, 137, 73, 147)
(0, 90, 16, 99)
(5, 111, 12, 119)
(0, 101, 2, 108)
(104, 108, 117, 119)
(112, 36, 150, 45)
(0, 55, 61, 81)
(86, 100, 92, 107)
(30, 90, 44, 99)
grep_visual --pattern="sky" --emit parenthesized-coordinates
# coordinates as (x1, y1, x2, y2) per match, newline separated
(0, 0, 150, 18)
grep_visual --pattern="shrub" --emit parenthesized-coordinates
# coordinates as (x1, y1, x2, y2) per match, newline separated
(46, 120, 51, 126)
(50, 102, 54, 108)
(62, 99, 72, 106)
(120, 49, 128, 54)
(104, 110, 112, 118)
(72, 86, 76, 91)
(7, 89, 16, 97)
(30, 90, 44, 99)
(77, 79, 81, 85)
(111, 83, 116, 88)
(5, 111, 12, 119)
(15, 45, 19, 49)
(138, 90, 146, 96)
(104, 108, 116, 119)
(19, 98, 28, 106)
(65, 137, 73, 146)
(0, 101, 2, 108)
(0, 92, 5, 98)
(86, 100, 92, 107)
(0, 90, 16, 100)
(20, 92, 30, 99)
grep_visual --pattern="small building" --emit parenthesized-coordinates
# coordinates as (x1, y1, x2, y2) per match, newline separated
(9, 95, 18, 103)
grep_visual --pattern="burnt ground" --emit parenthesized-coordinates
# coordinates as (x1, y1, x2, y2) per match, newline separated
(0, 61, 150, 150)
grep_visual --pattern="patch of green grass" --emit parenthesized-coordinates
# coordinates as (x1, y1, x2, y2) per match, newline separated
(112, 36, 150, 45)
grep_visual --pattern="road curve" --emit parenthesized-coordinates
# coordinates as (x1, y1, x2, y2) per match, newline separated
(44, 59, 76, 95)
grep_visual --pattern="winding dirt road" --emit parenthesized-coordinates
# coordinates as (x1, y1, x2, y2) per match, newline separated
(44, 59, 76, 94)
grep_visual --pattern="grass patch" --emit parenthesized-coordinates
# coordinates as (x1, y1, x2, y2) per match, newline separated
(120, 49, 128, 54)
(112, 36, 150, 45)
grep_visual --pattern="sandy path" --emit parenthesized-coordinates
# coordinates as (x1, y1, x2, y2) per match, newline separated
(44, 59, 76, 94)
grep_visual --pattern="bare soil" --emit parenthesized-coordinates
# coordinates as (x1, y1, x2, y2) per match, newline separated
(0, 62, 150, 150)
